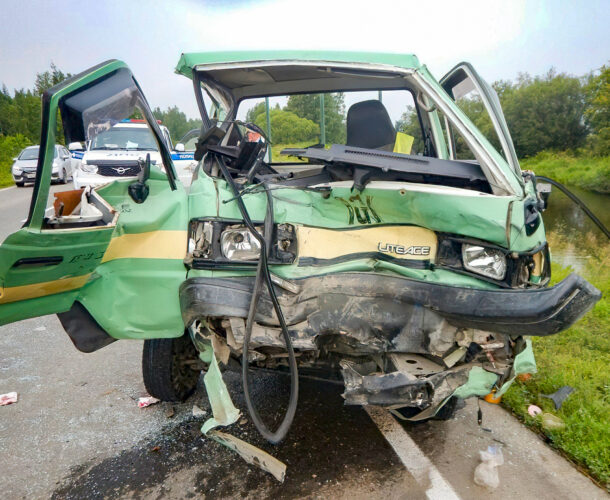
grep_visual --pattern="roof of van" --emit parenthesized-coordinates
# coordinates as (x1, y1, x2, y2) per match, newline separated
(175, 50, 421, 79)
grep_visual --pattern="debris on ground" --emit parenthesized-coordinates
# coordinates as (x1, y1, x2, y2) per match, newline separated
(484, 390, 502, 404)
(527, 404, 542, 417)
(517, 373, 532, 382)
(193, 331, 287, 482)
(474, 445, 504, 490)
(541, 412, 566, 430)
(192, 405, 206, 417)
(150, 446, 161, 453)
(0, 392, 18, 406)
(165, 406, 175, 418)
(137, 396, 160, 408)
(542, 386, 574, 410)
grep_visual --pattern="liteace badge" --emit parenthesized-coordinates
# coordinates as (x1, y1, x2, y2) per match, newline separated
(378, 242, 431, 256)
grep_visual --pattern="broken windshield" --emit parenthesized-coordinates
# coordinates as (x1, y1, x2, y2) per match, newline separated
(236, 90, 426, 160)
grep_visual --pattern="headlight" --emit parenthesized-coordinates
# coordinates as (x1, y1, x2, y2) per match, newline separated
(81, 163, 98, 173)
(12, 165, 22, 174)
(221, 228, 261, 260)
(462, 244, 507, 280)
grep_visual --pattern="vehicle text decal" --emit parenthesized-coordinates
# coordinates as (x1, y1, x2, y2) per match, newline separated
(377, 243, 430, 256)
(336, 195, 381, 225)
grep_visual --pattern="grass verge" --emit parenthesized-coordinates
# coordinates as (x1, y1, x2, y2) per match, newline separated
(502, 231, 609, 488)
(522, 152, 610, 194)
(269, 141, 321, 163)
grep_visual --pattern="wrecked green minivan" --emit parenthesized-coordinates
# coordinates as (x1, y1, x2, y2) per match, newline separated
(0, 52, 601, 440)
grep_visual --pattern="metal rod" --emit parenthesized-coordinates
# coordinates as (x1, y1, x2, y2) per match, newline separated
(320, 94, 326, 145)
(265, 97, 272, 162)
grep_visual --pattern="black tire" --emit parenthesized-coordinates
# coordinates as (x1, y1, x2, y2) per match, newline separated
(142, 334, 201, 402)
(16, 182, 25, 187)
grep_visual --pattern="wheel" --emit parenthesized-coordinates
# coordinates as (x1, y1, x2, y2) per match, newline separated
(142, 334, 201, 402)
(61, 169, 68, 184)
(15, 181, 25, 187)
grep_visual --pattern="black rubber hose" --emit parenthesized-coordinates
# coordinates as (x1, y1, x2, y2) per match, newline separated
(536, 175, 609, 239)
(215, 156, 299, 444)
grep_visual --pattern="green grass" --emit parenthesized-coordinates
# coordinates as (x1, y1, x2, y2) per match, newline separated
(521, 152, 610, 194)
(502, 231, 610, 488)
(0, 169, 13, 188)
(269, 141, 320, 163)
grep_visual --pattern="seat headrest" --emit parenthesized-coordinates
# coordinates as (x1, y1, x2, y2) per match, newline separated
(346, 100, 396, 150)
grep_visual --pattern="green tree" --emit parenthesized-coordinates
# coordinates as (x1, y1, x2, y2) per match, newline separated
(0, 64, 72, 143)
(245, 101, 267, 123)
(285, 93, 346, 144)
(34, 63, 71, 96)
(253, 109, 319, 144)
(152, 106, 202, 144)
(583, 65, 610, 156)
(500, 70, 588, 157)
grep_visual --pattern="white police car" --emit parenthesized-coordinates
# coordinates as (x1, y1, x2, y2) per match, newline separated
(71, 120, 196, 188)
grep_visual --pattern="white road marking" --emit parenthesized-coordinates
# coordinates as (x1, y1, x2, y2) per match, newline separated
(366, 406, 461, 500)
(0, 186, 16, 192)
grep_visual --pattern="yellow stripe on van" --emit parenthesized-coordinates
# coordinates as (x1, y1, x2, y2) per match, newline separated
(101, 230, 188, 262)
(0, 274, 91, 304)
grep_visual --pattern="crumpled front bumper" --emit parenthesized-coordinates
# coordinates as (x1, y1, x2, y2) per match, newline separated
(180, 272, 600, 337)
(180, 272, 598, 417)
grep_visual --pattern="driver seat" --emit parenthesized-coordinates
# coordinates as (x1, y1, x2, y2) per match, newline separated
(346, 100, 396, 151)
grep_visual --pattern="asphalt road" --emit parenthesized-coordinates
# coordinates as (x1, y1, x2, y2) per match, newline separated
(0, 184, 607, 499)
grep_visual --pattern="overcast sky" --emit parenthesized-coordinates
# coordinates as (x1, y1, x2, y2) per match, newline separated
(1, 0, 608, 120)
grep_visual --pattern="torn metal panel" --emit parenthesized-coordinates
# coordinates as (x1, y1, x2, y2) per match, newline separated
(208, 430, 286, 482)
(194, 331, 287, 482)
(340, 357, 476, 411)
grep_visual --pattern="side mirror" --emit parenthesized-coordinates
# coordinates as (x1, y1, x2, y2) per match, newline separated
(175, 143, 185, 152)
(68, 142, 84, 151)
(12, 157, 18, 161)
(536, 182, 552, 211)
(128, 154, 151, 204)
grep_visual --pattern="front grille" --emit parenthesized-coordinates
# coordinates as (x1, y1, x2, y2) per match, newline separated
(92, 160, 141, 177)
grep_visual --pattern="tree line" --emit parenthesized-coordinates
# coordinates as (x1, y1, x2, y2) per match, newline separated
(397, 66, 609, 158)
(1, 63, 608, 174)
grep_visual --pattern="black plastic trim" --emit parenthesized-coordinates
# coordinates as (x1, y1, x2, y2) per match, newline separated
(57, 301, 117, 353)
(179, 272, 600, 337)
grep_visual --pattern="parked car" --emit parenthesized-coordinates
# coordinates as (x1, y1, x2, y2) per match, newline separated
(0, 53, 600, 442)
(11, 144, 73, 186)
(72, 120, 176, 189)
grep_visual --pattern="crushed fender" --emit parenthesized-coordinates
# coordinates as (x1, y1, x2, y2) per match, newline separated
(195, 332, 287, 482)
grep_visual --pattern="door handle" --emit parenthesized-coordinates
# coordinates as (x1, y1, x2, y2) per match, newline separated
(12, 256, 63, 268)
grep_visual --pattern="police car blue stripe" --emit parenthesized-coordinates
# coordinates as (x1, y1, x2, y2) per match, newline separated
(171, 152, 195, 160)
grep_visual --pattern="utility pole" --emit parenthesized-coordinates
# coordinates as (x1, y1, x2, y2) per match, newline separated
(378, 90, 382, 102)
(319, 94, 326, 145)
(265, 97, 272, 162)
